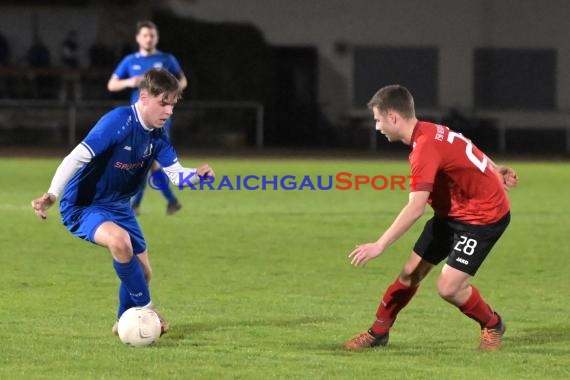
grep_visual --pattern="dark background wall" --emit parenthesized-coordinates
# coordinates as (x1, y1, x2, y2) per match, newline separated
(0, 0, 569, 154)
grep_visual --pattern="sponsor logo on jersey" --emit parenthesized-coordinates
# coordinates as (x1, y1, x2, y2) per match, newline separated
(114, 161, 145, 170)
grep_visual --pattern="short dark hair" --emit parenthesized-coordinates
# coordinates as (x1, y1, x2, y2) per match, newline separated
(367, 85, 415, 119)
(139, 68, 182, 100)
(136, 20, 158, 34)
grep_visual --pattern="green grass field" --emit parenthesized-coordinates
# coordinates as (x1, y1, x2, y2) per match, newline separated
(0, 157, 568, 379)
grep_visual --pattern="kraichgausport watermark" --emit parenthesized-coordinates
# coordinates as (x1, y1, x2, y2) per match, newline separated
(148, 171, 421, 191)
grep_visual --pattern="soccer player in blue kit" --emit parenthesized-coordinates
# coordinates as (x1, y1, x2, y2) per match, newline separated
(107, 20, 188, 215)
(31, 68, 214, 336)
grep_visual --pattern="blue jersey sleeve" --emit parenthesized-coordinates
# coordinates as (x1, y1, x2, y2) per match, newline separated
(156, 143, 178, 168)
(113, 55, 133, 79)
(155, 124, 179, 168)
(81, 108, 130, 157)
(165, 54, 183, 77)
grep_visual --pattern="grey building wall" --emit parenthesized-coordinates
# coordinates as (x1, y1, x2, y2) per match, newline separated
(1, 0, 569, 126)
(166, 0, 570, 124)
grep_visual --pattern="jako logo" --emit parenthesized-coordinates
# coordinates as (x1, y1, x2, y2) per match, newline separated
(456, 257, 469, 265)
(148, 172, 421, 191)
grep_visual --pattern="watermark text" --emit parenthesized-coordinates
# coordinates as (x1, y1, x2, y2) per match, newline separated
(148, 172, 421, 191)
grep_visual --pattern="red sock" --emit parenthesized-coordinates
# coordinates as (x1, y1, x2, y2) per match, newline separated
(458, 286, 499, 328)
(370, 278, 418, 336)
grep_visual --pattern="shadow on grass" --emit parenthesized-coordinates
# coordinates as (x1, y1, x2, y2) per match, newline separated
(158, 319, 461, 355)
(506, 324, 570, 355)
(158, 318, 468, 354)
(159, 316, 335, 344)
(155, 319, 570, 355)
(354, 324, 570, 356)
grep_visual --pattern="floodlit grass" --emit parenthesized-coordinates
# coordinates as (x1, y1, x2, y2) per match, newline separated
(0, 157, 568, 379)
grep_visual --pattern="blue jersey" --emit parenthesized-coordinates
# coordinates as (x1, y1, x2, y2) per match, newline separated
(113, 51, 183, 103)
(60, 105, 178, 213)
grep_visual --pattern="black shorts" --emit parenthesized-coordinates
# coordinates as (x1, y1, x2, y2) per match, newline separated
(413, 212, 510, 276)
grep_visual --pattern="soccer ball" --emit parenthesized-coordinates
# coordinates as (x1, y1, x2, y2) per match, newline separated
(117, 307, 161, 347)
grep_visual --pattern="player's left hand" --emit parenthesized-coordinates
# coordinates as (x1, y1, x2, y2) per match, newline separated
(498, 166, 519, 191)
(131, 75, 143, 88)
(349, 242, 384, 267)
(196, 164, 215, 181)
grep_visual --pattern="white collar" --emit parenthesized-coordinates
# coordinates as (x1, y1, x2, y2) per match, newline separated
(133, 103, 153, 131)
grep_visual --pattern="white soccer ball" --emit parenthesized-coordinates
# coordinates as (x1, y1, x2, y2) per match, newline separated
(117, 307, 161, 347)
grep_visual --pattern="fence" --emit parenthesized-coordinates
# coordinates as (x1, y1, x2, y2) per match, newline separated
(0, 99, 264, 149)
(345, 107, 570, 154)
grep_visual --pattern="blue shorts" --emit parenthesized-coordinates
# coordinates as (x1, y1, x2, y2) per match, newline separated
(60, 203, 147, 254)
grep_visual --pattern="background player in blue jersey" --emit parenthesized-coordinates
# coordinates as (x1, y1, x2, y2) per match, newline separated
(31, 68, 214, 336)
(107, 20, 188, 216)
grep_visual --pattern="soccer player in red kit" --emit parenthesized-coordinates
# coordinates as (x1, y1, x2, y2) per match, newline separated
(344, 85, 518, 351)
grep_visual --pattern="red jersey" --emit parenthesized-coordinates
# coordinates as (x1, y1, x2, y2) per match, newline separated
(409, 121, 509, 224)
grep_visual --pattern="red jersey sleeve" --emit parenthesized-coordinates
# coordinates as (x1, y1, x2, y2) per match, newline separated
(409, 135, 440, 192)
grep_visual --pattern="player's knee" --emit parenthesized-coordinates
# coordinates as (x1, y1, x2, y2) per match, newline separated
(108, 232, 133, 261)
(436, 278, 460, 301)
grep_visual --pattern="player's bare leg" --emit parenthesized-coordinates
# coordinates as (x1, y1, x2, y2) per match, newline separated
(94, 222, 134, 263)
(344, 251, 434, 350)
(136, 252, 153, 285)
(438, 265, 505, 351)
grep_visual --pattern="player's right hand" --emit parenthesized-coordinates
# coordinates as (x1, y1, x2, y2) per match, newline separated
(31, 193, 56, 220)
(349, 242, 384, 267)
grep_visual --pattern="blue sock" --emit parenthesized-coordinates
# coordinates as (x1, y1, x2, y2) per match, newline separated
(161, 182, 177, 203)
(117, 283, 136, 318)
(112, 257, 150, 308)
